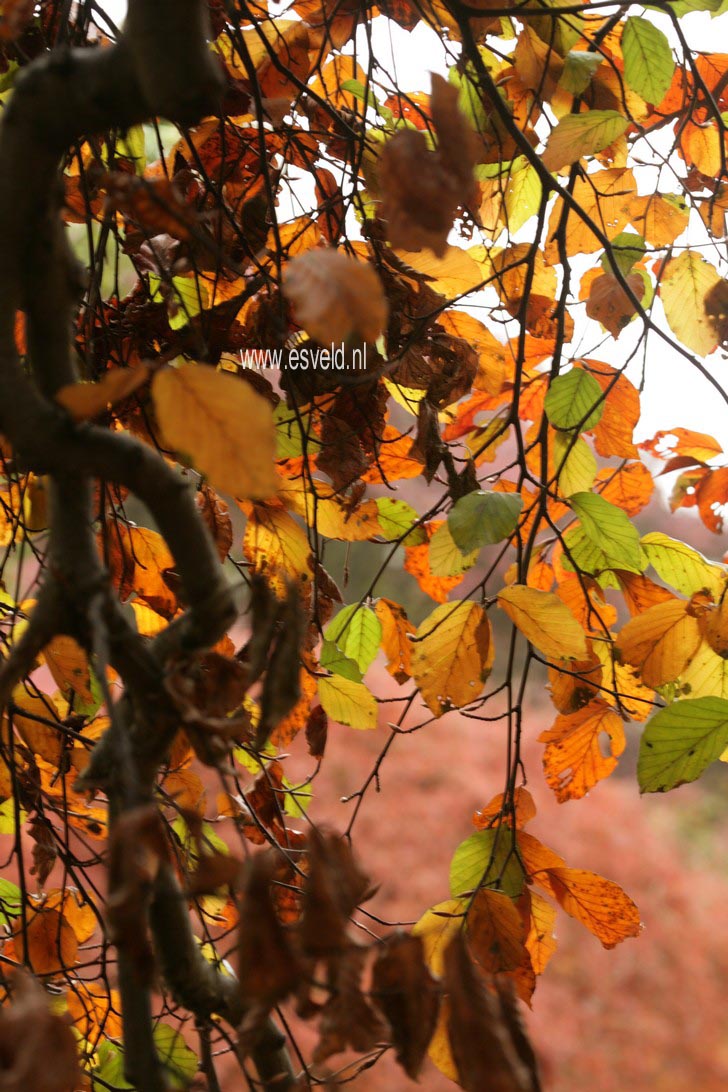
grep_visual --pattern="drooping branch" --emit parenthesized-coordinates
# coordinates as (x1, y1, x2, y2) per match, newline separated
(0, 4, 295, 1090)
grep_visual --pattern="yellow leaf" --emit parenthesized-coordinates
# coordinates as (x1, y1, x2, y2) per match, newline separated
(617, 598, 701, 688)
(525, 891, 557, 975)
(413, 898, 466, 977)
(55, 365, 149, 422)
(43, 636, 94, 705)
(317, 675, 377, 730)
(497, 585, 589, 661)
(412, 601, 493, 716)
(660, 250, 722, 356)
(153, 363, 278, 500)
(393, 245, 484, 298)
(243, 503, 313, 594)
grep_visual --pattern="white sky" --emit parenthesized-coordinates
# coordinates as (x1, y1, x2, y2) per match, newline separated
(97, 0, 727, 449)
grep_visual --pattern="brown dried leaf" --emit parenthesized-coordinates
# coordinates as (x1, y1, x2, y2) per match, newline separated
(299, 830, 373, 956)
(238, 853, 303, 1010)
(371, 932, 440, 1079)
(283, 249, 388, 345)
(443, 932, 537, 1092)
(0, 971, 80, 1092)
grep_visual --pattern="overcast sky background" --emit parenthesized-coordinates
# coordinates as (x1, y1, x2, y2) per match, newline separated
(97, 0, 727, 455)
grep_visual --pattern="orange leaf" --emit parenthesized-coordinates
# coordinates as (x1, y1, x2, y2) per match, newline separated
(617, 598, 702, 687)
(539, 700, 626, 801)
(467, 889, 527, 973)
(473, 786, 536, 831)
(596, 461, 654, 516)
(56, 365, 149, 422)
(542, 867, 641, 949)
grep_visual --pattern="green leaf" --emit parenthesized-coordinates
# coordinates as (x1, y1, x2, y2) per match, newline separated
(324, 604, 382, 674)
(544, 369, 604, 431)
(449, 830, 526, 899)
(641, 532, 726, 598)
(542, 110, 629, 173)
(559, 50, 602, 95)
(447, 491, 523, 553)
(92, 1042, 134, 1090)
(601, 231, 646, 277)
(647, 0, 722, 14)
(375, 497, 426, 545)
(570, 492, 643, 572)
(0, 878, 22, 924)
(115, 124, 147, 175)
(622, 17, 675, 105)
(638, 697, 728, 793)
(319, 640, 363, 682)
(154, 1024, 198, 1090)
(318, 674, 378, 730)
(561, 525, 622, 587)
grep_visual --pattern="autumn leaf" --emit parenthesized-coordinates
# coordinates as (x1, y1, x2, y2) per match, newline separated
(371, 933, 440, 1079)
(412, 601, 493, 715)
(56, 364, 150, 421)
(317, 674, 378, 729)
(497, 585, 589, 661)
(467, 888, 527, 973)
(153, 363, 278, 500)
(660, 251, 722, 356)
(617, 598, 702, 688)
(542, 111, 629, 173)
(283, 249, 388, 345)
(539, 700, 626, 801)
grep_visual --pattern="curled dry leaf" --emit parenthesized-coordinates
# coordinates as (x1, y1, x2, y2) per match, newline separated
(443, 932, 538, 1092)
(313, 946, 389, 1065)
(187, 851, 242, 896)
(100, 172, 200, 242)
(371, 932, 440, 1079)
(0, 971, 80, 1092)
(299, 829, 374, 956)
(107, 805, 170, 982)
(305, 704, 328, 759)
(379, 72, 477, 257)
(282, 248, 388, 345)
(164, 651, 251, 764)
(256, 583, 306, 749)
(238, 853, 304, 1011)
(0, 0, 35, 41)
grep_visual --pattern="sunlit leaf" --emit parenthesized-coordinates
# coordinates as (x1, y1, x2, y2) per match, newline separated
(638, 696, 728, 792)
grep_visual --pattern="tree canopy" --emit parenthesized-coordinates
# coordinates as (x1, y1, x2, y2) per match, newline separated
(0, 0, 726, 1089)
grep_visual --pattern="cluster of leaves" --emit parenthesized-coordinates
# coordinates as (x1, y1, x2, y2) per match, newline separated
(0, 0, 726, 1088)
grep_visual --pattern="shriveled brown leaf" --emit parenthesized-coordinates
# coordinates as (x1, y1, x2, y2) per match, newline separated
(164, 651, 251, 763)
(371, 932, 440, 1079)
(299, 830, 373, 956)
(238, 853, 304, 1011)
(28, 818, 57, 889)
(444, 932, 537, 1092)
(313, 946, 388, 1064)
(0, 971, 80, 1092)
(188, 851, 242, 896)
(305, 704, 328, 759)
(196, 485, 233, 561)
(256, 584, 305, 748)
(107, 805, 170, 982)
(283, 249, 388, 345)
